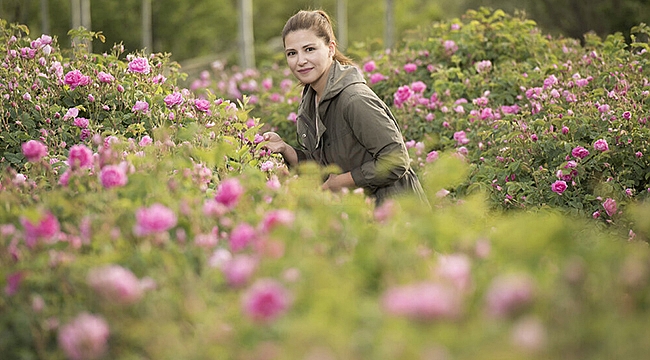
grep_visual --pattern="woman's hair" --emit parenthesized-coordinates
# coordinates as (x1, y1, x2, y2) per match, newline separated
(282, 9, 354, 66)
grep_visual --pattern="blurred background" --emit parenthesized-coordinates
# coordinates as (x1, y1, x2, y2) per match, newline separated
(2, 0, 649, 72)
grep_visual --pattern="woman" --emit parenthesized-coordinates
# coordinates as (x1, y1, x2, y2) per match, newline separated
(263, 9, 427, 206)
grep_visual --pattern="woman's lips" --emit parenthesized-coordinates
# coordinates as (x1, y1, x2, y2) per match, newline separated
(297, 67, 312, 74)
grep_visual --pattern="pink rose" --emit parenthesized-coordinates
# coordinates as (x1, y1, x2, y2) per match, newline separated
(571, 146, 590, 159)
(221, 254, 258, 287)
(602, 197, 617, 216)
(163, 92, 183, 108)
(242, 278, 292, 323)
(64, 69, 91, 90)
(436, 254, 472, 291)
(20, 211, 61, 248)
(58, 313, 109, 360)
(426, 150, 439, 163)
(87, 265, 143, 305)
(260, 209, 295, 233)
(369, 72, 386, 85)
(68, 144, 94, 169)
(443, 40, 458, 55)
(485, 273, 535, 318)
(73, 117, 89, 128)
(132, 100, 149, 113)
(97, 71, 114, 83)
(99, 164, 128, 188)
(133, 203, 177, 236)
(214, 178, 244, 208)
(22, 140, 48, 162)
(593, 139, 609, 152)
(403, 63, 417, 73)
(393, 85, 413, 108)
(139, 135, 153, 146)
(551, 180, 567, 194)
(127, 56, 151, 74)
(363, 60, 376, 73)
(381, 282, 462, 320)
(229, 222, 257, 252)
(194, 98, 211, 112)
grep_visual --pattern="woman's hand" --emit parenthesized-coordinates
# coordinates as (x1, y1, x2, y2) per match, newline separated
(262, 131, 298, 167)
(322, 172, 355, 192)
(262, 132, 287, 154)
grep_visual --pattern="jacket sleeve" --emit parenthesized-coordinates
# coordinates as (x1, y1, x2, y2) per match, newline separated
(344, 88, 411, 190)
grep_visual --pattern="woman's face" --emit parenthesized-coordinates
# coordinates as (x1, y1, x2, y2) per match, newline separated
(284, 29, 335, 95)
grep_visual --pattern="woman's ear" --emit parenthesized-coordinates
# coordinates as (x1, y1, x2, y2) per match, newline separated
(329, 41, 336, 58)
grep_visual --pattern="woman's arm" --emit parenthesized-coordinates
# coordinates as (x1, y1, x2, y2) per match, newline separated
(262, 132, 299, 167)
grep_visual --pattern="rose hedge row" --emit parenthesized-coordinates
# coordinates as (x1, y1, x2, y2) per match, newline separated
(194, 8, 650, 231)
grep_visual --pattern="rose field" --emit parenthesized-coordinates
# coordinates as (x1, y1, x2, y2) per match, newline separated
(3, 7, 650, 360)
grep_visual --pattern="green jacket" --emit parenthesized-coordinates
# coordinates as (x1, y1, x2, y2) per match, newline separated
(292, 61, 427, 205)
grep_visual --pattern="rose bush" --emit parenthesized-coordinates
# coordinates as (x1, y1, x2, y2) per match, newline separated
(199, 8, 650, 232)
(3, 8, 650, 360)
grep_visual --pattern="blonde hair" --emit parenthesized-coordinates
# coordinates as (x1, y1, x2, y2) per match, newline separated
(282, 9, 354, 66)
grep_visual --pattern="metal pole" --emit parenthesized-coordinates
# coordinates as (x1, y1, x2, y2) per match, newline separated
(384, 0, 394, 49)
(81, 0, 92, 52)
(142, 0, 152, 53)
(336, 0, 347, 51)
(238, 0, 255, 69)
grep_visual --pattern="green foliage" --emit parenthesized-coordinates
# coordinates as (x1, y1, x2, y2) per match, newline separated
(3, 9, 650, 360)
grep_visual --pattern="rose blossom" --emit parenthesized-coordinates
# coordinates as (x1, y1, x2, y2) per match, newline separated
(229, 222, 257, 252)
(73, 117, 89, 129)
(393, 85, 413, 107)
(22, 140, 48, 162)
(139, 135, 153, 146)
(68, 144, 94, 169)
(369, 73, 386, 84)
(57, 313, 109, 360)
(551, 180, 568, 194)
(127, 56, 151, 74)
(242, 278, 292, 323)
(571, 146, 590, 159)
(436, 253, 472, 291)
(163, 92, 183, 108)
(485, 273, 536, 318)
(381, 281, 462, 320)
(86, 265, 143, 305)
(194, 98, 211, 112)
(99, 164, 128, 188)
(363, 60, 377, 72)
(97, 71, 114, 83)
(133, 203, 177, 236)
(131, 100, 149, 113)
(593, 139, 609, 152)
(214, 178, 244, 208)
(403, 63, 417, 73)
(260, 209, 295, 233)
(20, 211, 60, 248)
(64, 69, 91, 90)
(602, 198, 617, 216)
(221, 254, 258, 287)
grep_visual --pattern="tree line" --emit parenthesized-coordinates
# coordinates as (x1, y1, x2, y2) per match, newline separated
(1, 0, 649, 67)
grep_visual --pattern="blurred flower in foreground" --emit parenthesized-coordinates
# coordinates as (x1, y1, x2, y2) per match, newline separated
(215, 177, 244, 209)
(133, 203, 177, 236)
(58, 312, 109, 360)
(242, 278, 292, 323)
(485, 273, 536, 318)
(99, 164, 128, 189)
(22, 140, 48, 162)
(381, 282, 462, 321)
(20, 211, 60, 248)
(87, 265, 144, 305)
